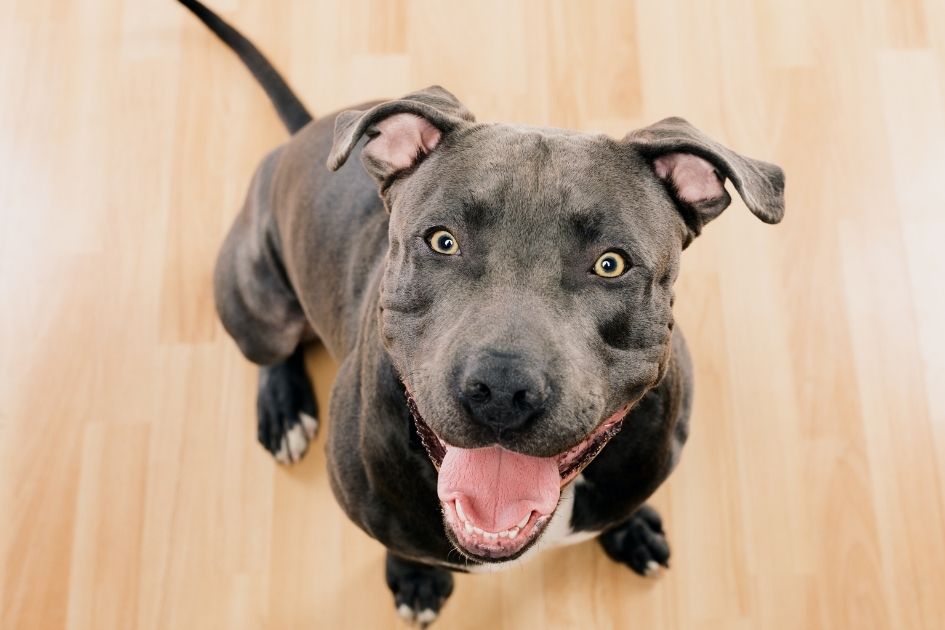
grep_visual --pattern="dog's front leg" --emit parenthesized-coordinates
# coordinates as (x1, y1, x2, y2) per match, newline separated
(385, 552, 454, 627)
(213, 149, 320, 464)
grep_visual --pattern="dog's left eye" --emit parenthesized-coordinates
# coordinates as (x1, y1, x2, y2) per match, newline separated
(592, 251, 627, 278)
(428, 229, 460, 255)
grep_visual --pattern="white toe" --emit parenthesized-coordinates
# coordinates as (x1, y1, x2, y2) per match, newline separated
(397, 603, 415, 621)
(285, 423, 308, 462)
(274, 437, 290, 464)
(644, 560, 661, 577)
(299, 412, 319, 439)
(416, 608, 437, 624)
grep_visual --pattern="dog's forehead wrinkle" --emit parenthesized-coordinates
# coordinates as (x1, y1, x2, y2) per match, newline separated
(410, 126, 628, 223)
(566, 211, 605, 247)
(461, 199, 500, 231)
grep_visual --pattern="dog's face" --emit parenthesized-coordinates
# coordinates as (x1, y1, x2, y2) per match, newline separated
(383, 127, 679, 453)
(329, 87, 784, 562)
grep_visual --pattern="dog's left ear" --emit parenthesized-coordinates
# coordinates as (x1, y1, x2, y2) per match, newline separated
(626, 117, 785, 239)
(327, 85, 475, 189)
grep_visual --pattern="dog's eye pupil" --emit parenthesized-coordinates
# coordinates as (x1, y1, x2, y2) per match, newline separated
(438, 235, 453, 250)
(601, 258, 615, 271)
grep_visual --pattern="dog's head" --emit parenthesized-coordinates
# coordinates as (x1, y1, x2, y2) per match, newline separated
(329, 86, 784, 561)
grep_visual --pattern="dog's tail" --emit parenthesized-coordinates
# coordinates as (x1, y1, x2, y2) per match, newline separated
(177, 0, 313, 134)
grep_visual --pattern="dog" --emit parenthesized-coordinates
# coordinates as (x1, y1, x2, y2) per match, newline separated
(179, 1, 785, 624)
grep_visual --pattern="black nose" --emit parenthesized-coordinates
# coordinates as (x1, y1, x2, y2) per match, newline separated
(458, 352, 550, 433)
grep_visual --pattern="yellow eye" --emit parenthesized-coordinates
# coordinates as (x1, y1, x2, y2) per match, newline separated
(428, 229, 460, 255)
(593, 251, 627, 278)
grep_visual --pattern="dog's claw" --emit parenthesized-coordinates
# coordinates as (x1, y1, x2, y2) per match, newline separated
(300, 412, 319, 438)
(644, 559, 661, 578)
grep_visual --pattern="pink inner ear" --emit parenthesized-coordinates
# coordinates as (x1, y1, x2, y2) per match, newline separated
(653, 153, 724, 205)
(364, 113, 442, 173)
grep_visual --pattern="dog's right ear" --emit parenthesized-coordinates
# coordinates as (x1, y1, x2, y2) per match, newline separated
(327, 85, 475, 189)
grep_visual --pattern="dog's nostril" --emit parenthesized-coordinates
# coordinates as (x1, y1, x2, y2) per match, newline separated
(512, 389, 540, 411)
(465, 381, 491, 404)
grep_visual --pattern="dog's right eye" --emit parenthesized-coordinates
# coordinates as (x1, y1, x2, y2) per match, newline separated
(427, 229, 460, 255)
(592, 251, 627, 278)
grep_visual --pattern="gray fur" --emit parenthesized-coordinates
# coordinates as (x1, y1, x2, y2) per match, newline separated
(213, 86, 784, 569)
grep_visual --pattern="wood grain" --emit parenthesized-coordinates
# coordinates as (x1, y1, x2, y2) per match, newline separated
(1, 1, 943, 628)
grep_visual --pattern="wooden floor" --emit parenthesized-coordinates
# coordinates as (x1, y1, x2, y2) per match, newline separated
(2, 0, 945, 628)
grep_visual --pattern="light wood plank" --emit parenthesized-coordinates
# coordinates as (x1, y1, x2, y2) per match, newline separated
(2, 1, 944, 628)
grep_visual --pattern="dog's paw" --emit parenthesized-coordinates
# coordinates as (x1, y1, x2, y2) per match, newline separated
(256, 351, 318, 465)
(386, 554, 453, 628)
(599, 504, 671, 578)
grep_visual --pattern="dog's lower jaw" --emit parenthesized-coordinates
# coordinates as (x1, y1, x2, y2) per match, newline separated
(440, 500, 551, 562)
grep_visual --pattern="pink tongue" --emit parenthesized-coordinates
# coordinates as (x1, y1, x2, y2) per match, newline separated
(437, 445, 561, 532)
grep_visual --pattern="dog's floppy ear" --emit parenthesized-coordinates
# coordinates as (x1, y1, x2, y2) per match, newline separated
(327, 85, 475, 187)
(626, 117, 785, 238)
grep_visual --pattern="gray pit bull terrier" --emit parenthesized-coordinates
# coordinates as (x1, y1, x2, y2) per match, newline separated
(179, 1, 785, 624)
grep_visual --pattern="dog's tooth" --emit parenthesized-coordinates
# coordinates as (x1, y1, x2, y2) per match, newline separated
(517, 513, 530, 529)
(474, 526, 484, 535)
(509, 527, 520, 538)
(484, 532, 498, 541)
(455, 501, 467, 521)
(464, 521, 473, 534)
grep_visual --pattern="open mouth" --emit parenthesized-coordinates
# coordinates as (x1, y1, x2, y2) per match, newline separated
(405, 390, 629, 562)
